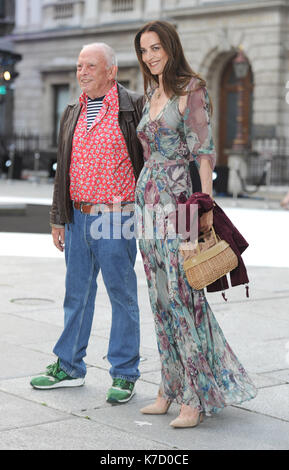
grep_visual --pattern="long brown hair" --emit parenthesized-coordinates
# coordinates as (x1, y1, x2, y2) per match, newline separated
(134, 20, 206, 98)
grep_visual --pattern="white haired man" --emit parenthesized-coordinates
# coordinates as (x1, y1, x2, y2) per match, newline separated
(30, 43, 144, 404)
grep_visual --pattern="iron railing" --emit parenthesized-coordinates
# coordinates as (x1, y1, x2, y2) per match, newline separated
(246, 139, 289, 186)
(0, 134, 57, 179)
(1, 134, 289, 186)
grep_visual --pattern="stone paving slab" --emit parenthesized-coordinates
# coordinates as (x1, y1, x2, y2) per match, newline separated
(0, 311, 61, 346)
(76, 401, 289, 451)
(0, 417, 173, 451)
(235, 384, 289, 422)
(260, 369, 289, 384)
(0, 342, 54, 380)
(0, 390, 71, 433)
(249, 371, 289, 389)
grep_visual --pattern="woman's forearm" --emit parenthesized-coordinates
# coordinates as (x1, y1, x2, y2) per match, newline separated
(199, 158, 213, 197)
(199, 158, 213, 198)
(198, 158, 214, 232)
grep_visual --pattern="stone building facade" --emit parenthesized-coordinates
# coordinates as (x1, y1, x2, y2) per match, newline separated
(9, 0, 289, 183)
(0, 0, 16, 135)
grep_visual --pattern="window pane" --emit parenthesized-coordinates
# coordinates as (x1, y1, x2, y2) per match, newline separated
(0, 0, 5, 18)
(112, 0, 134, 13)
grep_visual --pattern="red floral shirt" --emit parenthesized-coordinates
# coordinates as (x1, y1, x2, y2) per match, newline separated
(69, 82, 136, 203)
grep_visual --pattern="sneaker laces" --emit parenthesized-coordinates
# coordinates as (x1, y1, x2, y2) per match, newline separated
(112, 378, 134, 390)
(46, 360, 61, 377)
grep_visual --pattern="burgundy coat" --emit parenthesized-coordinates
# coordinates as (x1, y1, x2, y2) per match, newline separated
(177, 192, 249, 294)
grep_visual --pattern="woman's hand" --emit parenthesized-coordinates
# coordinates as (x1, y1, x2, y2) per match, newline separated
(200, 209, 213, 234)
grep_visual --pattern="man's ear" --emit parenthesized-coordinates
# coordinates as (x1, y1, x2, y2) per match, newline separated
(109, 65, 118, 80)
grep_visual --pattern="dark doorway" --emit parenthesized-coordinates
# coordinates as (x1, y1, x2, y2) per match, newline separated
(218, 58, 254, 165)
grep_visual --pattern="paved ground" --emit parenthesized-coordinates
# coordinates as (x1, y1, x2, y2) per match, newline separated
(0, 179, 289, 451)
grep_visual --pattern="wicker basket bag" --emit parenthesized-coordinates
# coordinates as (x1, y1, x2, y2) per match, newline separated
(181, 227, 238, 290)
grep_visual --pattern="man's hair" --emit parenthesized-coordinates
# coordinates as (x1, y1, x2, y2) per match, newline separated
(81, 42, 118, 68)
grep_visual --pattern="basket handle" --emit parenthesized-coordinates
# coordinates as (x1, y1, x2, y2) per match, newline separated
(196, 226, 217, 254)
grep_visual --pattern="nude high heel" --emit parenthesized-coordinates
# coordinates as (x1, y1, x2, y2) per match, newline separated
(169, 411, 203, 428)
(140, 389, 171, 415)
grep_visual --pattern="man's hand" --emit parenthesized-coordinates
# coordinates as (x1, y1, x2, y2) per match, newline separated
(52, 227, 65, 252)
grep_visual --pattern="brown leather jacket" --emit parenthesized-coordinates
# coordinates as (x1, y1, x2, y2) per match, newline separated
(50, 83, 144, 226)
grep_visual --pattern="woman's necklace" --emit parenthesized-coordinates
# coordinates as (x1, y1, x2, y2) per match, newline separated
(155, 88, 162, 100)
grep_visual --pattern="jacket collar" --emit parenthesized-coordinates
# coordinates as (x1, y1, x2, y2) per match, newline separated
(117, 83, 135, 112)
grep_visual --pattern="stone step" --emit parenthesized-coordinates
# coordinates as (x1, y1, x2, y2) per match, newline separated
(0, 204, 27, 216)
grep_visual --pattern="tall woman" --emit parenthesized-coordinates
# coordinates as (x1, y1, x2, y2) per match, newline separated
(134, 21, 257, 428)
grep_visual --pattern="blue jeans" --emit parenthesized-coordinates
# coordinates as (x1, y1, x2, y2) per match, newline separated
(53, 207, 140, 382)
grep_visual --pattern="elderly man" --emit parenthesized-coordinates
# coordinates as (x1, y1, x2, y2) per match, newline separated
(30, 43, 144, 404)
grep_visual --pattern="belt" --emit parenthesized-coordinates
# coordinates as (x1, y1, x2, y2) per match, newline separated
(73, 201, 135, 214)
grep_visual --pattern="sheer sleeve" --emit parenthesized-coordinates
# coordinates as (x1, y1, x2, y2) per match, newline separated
(183, 79, 216, 170)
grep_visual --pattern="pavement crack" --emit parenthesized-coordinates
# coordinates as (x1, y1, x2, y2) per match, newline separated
(233, 405, 289, 423)
(0, 387, 83, 421)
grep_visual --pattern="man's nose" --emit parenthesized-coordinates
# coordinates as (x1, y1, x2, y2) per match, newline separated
(79, 65, 89, 74)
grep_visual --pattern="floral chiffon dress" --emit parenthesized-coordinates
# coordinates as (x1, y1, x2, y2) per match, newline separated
(135, 78, 257, 414)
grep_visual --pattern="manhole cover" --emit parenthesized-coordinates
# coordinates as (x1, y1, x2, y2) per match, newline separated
(10, 298, 55, 306)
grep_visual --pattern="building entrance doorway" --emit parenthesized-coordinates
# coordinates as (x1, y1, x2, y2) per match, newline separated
(218, 57, 254, 166)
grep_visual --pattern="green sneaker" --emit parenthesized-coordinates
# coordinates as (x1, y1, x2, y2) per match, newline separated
(106, 378, 136, 404)
(30, 359, 85, 390)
